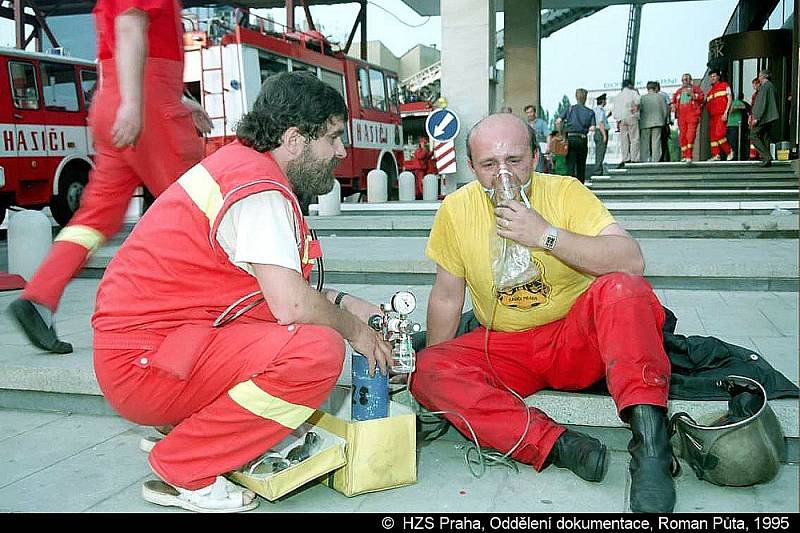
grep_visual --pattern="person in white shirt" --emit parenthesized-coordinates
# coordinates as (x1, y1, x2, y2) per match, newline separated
(612, 80, 641, 164)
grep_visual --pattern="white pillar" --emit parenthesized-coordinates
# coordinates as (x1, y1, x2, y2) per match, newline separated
(367, 169, 388, 203)
(318, 179, 342, 216)
(398, 171, 416, 202)
(8, 210, 52, 282)
(422, 174, 439, 201)
(441, 0, 497, 186)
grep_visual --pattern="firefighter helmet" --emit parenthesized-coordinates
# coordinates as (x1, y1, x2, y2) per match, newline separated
(670, 375, 785, 487)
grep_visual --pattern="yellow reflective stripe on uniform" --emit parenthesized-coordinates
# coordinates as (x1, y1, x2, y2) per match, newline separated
(178, 164, 224, 225)
(54, 225, 105, 253)
(228, 380, 314, 429)
(709, 90, 727, 100)
(302, 235, 310, 265)
(710, 140, 719, 147)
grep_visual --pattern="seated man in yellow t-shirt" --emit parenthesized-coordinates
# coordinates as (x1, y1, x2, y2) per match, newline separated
(411, 113, 674, 514)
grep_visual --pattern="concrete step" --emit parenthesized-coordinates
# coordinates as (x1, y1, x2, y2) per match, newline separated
(309, 199, 799, 217)
(592, 190, 797, 202)
(608, 160, 794, 176)
(83, 237, 800, 291)
(306, 214, 799, 239)
(588, 180, 796, 189)
(0, 282, 796, 440)
(592, 173, 796, 182)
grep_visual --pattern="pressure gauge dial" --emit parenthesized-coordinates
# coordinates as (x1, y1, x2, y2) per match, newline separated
(391, 291, 416, 315)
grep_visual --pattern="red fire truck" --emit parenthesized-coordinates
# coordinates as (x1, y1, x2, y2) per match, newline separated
(183, 9, 404, 196)
(0, 48, 97, 226)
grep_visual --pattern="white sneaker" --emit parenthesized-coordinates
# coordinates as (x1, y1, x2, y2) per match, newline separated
(726, 152, 735, 161)
(707, 155, 721, 162)
(142, 476, 258, 513)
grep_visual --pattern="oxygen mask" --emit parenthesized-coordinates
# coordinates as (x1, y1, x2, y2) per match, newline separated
(490, 165, 538, 292)
(492, 166, 521, 206)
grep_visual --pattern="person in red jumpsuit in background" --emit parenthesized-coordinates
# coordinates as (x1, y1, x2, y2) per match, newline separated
(705, 70, 734, 161)
(92, 71, 392, 512)
(671, 73, 704, 162)
(8, 0, 211, 354)
(405, 136, 435, 197)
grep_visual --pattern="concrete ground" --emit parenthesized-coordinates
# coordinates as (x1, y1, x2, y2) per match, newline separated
(0, 279, 797, 513)
(0, 408, 797, 513)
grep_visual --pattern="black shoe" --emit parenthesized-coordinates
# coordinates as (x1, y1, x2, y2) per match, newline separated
(546, 430, 608, 482)
(627, 405, 676, 513)
(759, 159, 772, 168)
(7, 299, 73, 354)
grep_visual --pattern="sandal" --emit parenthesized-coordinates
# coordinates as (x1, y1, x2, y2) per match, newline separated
(142, 476, 258, 513)
(139, 435, 162, 453)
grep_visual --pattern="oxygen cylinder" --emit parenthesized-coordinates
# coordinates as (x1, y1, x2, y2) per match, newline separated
(351, 353, 389, 421)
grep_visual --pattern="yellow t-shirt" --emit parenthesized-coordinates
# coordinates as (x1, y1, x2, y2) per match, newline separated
(426, 174, 616, 332)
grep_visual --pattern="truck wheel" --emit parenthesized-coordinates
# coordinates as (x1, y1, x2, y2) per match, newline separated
(50, 169, 88, 227)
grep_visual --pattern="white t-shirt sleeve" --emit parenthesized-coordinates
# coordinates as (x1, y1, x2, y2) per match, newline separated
(215, 191, 302, 276)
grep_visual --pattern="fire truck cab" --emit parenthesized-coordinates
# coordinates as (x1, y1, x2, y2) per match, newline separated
(0, 48, 97, 226)
(182, 10, 403, 197)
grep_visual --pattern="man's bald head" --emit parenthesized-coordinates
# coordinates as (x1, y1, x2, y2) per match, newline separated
(466, 112, 538, 161)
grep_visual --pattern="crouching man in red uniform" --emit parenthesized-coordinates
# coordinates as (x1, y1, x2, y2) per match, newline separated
(91, 72, 392, 512)
(9, 0, 210, 354)
(410, 113, 675, 513)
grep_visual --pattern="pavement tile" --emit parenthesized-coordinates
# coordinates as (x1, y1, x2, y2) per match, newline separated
(0, 413, 133, 489)
(662, 290, 727, 310)
(773, 292, 799, 310)
(752, 465, 800, 512)
(758, 307, 799, 337)
(672, 459, 758, 512)
(749, 336, 800, 384)
(354, 439, 511, 513)
(697, 309, 783, 338)
(667, 307, 707, 336)
(0, 425, 152, 512)
(0, 409, 67, 442)
(489, 452, 628, 513)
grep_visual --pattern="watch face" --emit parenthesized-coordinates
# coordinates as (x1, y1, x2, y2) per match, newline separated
(391, 291, 416, 314)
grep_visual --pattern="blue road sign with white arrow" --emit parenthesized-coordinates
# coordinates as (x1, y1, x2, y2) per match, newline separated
(425, 108, 461, 142)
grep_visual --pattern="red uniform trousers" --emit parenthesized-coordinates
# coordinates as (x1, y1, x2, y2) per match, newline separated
(23, 58, 203, 311)
(410, 273, 670, 471)
(94, 322, 344, 489)
(677, 115, 699, 159)
(709, 113, 731, 157)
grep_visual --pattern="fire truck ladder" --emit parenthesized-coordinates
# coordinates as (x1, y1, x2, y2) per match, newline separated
(200, 40, 228, 144)
(621, 3, 643, 86)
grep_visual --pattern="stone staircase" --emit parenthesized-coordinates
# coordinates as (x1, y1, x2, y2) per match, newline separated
(1, 160, 797, 456)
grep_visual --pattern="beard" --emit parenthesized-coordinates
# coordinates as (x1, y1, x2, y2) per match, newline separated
(286, 145, 339, 198)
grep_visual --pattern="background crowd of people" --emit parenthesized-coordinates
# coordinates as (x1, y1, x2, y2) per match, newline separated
(520, 68, 781, 183)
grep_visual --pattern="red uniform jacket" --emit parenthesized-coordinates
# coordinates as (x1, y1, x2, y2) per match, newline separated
(706, 81, 731, 116)
(92, 141, 320, 336)
(671, 85, 704, 121)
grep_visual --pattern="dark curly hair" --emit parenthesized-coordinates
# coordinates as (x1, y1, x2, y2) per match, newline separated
(235, 71, 348, 152)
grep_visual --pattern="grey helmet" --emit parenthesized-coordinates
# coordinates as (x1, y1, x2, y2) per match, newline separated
(670, 375, 785, 487)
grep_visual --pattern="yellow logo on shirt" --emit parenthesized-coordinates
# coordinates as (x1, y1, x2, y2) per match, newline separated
(496, 258, 551, 311)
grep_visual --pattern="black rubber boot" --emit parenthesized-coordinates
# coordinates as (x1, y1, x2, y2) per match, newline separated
(546, 430, 608, 482)
(7, 298, 73, 354)
(628, 405, 676, 513)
